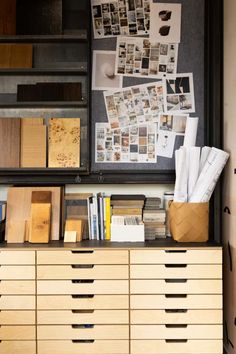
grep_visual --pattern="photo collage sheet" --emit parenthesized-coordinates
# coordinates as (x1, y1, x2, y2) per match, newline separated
(91, 0, 197, 163)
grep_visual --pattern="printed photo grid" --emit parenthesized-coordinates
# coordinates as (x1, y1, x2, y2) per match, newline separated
(116, 37, 178, 78)
(92, 0, 150, 39)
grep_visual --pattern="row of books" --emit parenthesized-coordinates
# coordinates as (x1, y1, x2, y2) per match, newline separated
(87, 194, 111, 241)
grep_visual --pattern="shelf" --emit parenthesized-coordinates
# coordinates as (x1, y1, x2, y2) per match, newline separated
(0, 34, 88, 43)
(0, 68, 88, 76)
(0, 101, 88, 108)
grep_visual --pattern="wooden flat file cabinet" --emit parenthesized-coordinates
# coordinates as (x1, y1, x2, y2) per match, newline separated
(0, 247, 222, 354)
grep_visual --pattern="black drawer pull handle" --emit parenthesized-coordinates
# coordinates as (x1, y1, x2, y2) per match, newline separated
(165, 309, 188, 313)
(72, 280, 94, 284)
(165, 250, 187, 253)
(72, 340, 95, 343)
(72, 295, 94, 299)
(71, 265, 94, 269)
(165, 324, 188, 328)
(72, 310, 94, 314)
(72, 324, 94, 329)
(165, 294, 187, 298)
(228, 242, 233, 272)
(165, 264, 187, 268)
(165, 339, 188, 343)
(71, 251, 94, 254)
(165, 279, 187, 283)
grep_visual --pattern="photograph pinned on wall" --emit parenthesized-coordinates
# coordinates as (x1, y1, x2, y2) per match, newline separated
(92, 51, 123, 91)
(115, 37, 178, 78)
(104, 81, 164, 129)
(156, 130, 176, 158)
(163, 74, 195, 114)
(91, 0, 150, 39)
(159, 114, 188, 135)
(150, 2, 182, 43)
(95, 122, 157, 163)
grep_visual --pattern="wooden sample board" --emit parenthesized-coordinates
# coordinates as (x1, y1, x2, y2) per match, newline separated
(29, 204, 51, 243)
(0, 118, 20, 168)
(6, 187, 61, 243)
(65, 219, 84, 242)
(0, 44, 33, 68)
(48, 118, 80, 168)
(20, 118, 46, 168)
(0, 0, 16, 35)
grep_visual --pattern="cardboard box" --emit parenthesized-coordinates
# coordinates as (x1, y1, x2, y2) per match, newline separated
(169, 202, 209, 242)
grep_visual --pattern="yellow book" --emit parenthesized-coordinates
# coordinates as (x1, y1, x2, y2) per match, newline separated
(105, 197, 111, 241)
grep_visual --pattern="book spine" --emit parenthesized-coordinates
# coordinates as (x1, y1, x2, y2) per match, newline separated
(105, 197, 111, 241)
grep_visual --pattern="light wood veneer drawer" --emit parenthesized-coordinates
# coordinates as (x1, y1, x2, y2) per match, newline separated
(0, 251, 35, 265)
(37, 295, 129, 310)
(131, 325, 222, 339)
(130, 295, 222, 309)
(130, 264, 222, 279)
(38, 340, 129, 354)
(37, 265, 129, 279)
(130, 279, 222, 294)
(0, 341, 36, 354)
(0, 326, 35, 340)
(37, 250, 128, 265)
(131, 339, 222, 353)
(0, 311, 35, 325)
(38, 325, 129, 340)
(0, 281, 35, 294)
(0, 296, 35, 310)
(38, 310, 129, 324)
(0, 266, 35, 280)
(37, 280, 129, 295)
(131, 309, 223, 324)
(130, 250, 222, 264)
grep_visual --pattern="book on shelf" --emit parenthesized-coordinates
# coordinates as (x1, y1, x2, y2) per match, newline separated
(0, 202, 6, 222)
(87, 193, 111, 241)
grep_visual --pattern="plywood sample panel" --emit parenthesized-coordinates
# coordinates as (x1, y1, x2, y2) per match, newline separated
(0, 44, 32, 68)
(0, 0, 16, 35)
(48, 118, 80, 168)
(6, 187, 61, 243)
(0, 118, 20, 168)
(21, 125, 46, 167)
(29, 204, 51, 243)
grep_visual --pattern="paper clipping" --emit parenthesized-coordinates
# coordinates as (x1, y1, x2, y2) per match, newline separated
(159, 114, 188, 135)
(116, 36, 178, 78)
(96, 122, 157, 163)
(150, 2, 182, 43)
(104, 81, 164, 129)
(91, 0, 150, 39)
(156, 130, 176, 158)
(92, 50, 123, 91)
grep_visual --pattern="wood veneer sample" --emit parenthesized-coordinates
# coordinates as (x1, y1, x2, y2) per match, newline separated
(0, 118, 20, 168)
(48, 118, 80, 168)
(29, 203, 51, 243)
(0, 0, 16, 35)
(32, 191, 52, 204)
(65, 219, 84, 242)
(21, 118, 44, 125)
(0, 44, 33, 68)
(6, 187, 61, 242)
(6, 220, 26, 243)
(20, 124, 47, 167)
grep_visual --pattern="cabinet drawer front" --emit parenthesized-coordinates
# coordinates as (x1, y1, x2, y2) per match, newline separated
(37, 265, 129, 280)
(0, 326, 36, 340)
(0, 280, 35, 294)
(130, 280, 222, 294)
(0, 310, 35, 325)
(130, 250, 222, 264)
(0, 341, 36, 354)
(131, 309, 223, 324)
(0, 251, 35, 265)
(37, 280, 129, 295)
(130, 264, 222, 279)
(37, 250, 129, 265)
(37, 295, 129, 310)
(131, 325, 222, 339)
(0, 296, 35, 310)
(38, 325, 129, 340)
(131, 339, 222, 353)
(38, 310, 129, 325)
(130, 295, 222, 309)
(38, 340, 129, 354)
(0, 266, 35, 280)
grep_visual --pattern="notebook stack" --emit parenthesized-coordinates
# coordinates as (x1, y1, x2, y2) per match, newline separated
(110, 194, 145, 225)
(143, 198, 166, 240)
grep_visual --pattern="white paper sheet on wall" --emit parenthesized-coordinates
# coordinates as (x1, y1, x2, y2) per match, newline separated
(183, 116, 199, 147)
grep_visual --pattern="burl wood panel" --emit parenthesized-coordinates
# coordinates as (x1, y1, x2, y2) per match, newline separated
(0, 118, 20, 168)
(48, 118, 80, 168)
